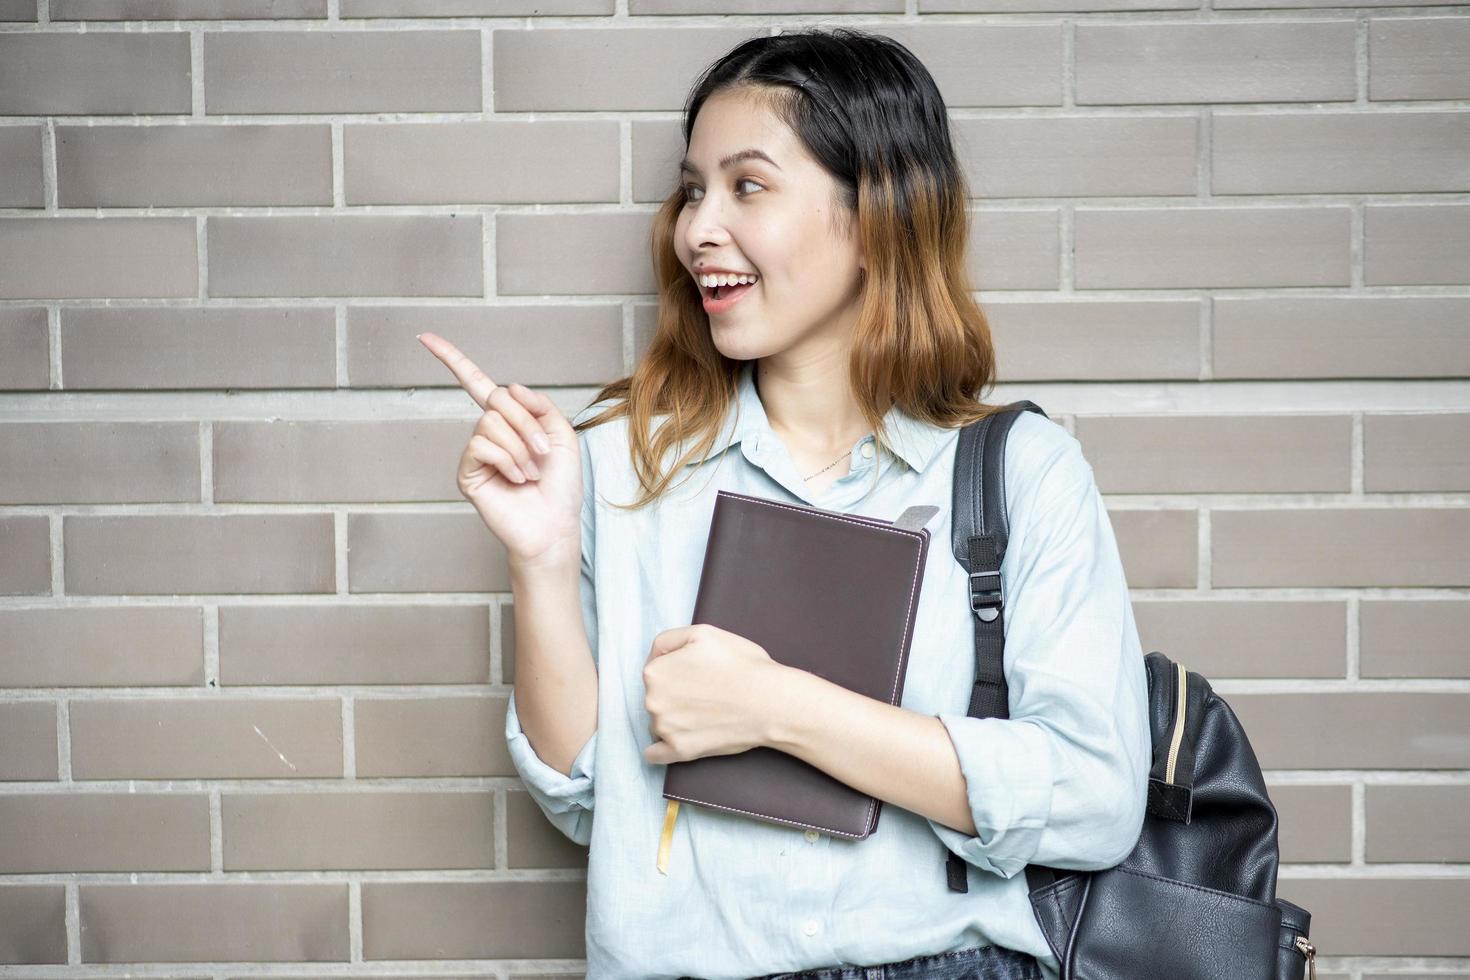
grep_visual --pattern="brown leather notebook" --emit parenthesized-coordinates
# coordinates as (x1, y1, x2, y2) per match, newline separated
(656, 489, 936, 873)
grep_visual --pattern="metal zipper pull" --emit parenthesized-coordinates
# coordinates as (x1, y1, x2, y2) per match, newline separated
(1294, 936, 1316, 980)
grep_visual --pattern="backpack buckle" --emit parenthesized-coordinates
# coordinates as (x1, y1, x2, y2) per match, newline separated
(969, 568, 1002, 622)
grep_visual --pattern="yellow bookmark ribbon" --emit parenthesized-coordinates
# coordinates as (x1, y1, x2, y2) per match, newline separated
(657, 799, 680, 874)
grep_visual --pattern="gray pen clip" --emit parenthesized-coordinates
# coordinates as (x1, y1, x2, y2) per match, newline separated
(892, 505, 938, 532)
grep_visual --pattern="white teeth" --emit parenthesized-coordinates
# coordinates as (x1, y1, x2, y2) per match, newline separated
(699, 273, 758, 288)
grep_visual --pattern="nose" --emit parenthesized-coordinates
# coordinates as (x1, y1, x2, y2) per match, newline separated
(683, 194, 733, 253)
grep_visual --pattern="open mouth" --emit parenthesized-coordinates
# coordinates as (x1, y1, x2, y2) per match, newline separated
(705, 280, 756, 302)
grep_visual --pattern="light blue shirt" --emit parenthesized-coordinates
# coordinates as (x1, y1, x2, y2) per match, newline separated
(505, 359, 1151, 980)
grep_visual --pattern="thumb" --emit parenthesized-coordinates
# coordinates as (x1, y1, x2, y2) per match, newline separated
(646, 625, 699, 665)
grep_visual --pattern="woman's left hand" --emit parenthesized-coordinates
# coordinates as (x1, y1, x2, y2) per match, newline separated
(642, 623, 787, 766)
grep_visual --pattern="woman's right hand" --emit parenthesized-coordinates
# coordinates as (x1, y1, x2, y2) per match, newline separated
(417, 332, 583, 570)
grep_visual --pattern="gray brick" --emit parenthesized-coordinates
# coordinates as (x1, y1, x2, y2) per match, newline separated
(1133, 599, 1346, 678)
(222, 791, 495, 870)
(347, 305, 623, 388)
(354, 695, 510, 777)
(0, 33, 191, 115)
(361, 880, 585, 959)
(207, 215, 482, 298)
(1214, 110, 1470, 194)
(1364, 412, 1470, 492)
(69, 698, 343, 779)
(1221, 0, 1464, 6)
(203, 31, 480, 114)
(495, 26, 798, 112)
(217, 603, 489, 685)
(0, 125, 43, 207)
(1272, 784, 1352, 863)
(1076, 414, 1351, 493)
(1213, 507, 1470, 587)
(0, 515, 50, 596)
(0, 885, 66, 964)
(0, 422, 200, 504)
(1364, 204, 1470, 286)
(345, 120, 619, 205)
(214, 419, 465, 503)
(1077, 21, 1356, 105)
(0, 0, 36, 20)
(0, 306, 49, 390)
(506, 789, 589, 867)
(345, 0, 608, 13)
(1360, 599, 1470, 679)
(61, 306, 337, 390)
(970, 209, 1061, 290)
(347, 512, 511, 594)
(636, 0, 900, 10)
(1278, 879, 1470, 956)
(1076, 207, 1351, 288)
(63, 514, 336, 595)
(79, 883, 348, 961)
(0, 795, 209, 872)
(0, 217, 197, 299)
(1109, 508, 1198, 588)
(1365, 785, 1470, 863)
(1370, 17, 1470, 101)
(923, 0, 1193, 8)
(0, 702, 58, 780)
(497, 211, 656, 295)
(956, 114, 1198, 198)
(57, 124, 332, 207)
(988, 300, 1201, 381)
(53, 0, 325, 16)
(1214, 296, 1470, 379)
(1230, 692, 1470, 769)
(885, 24, 1064, 107)
(631, 118, 686, 203)
(0, 606, 204, 688)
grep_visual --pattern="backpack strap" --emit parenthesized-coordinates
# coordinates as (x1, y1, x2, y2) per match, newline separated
(946, 399, 1063, 896)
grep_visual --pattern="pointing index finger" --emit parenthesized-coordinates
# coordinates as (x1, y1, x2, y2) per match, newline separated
(417, 332, 496, 410)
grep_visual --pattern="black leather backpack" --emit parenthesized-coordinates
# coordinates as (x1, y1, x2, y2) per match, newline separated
(947, 400, 1318, 980)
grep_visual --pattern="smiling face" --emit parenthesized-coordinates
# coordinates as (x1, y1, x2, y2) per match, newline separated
(674, 87, 866, 363)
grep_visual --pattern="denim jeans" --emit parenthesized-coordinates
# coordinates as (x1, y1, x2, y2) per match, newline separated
(699, 943, 1044, 980)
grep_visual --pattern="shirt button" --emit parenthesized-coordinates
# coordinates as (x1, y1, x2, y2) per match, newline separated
(860, 443, 874, 459)
(805, 829, 820, 842)
(803, 919, 819, 936)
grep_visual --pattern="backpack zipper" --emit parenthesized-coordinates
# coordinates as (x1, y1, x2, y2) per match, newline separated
(1294, 936, 1316, 979)
(1165, 661, 1188, 784)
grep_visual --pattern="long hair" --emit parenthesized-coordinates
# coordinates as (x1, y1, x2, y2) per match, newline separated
(574, 27, 1008, 511)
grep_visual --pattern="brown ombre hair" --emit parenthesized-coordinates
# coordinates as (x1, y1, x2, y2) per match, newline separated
(573, 27, 1008, 511)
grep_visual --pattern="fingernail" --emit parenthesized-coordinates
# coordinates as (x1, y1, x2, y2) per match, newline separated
(523, 458, 541, 480)
(511, 467, 527, 483)
(532, 433, 551, 454)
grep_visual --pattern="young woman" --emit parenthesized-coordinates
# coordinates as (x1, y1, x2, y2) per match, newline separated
(420, 28, 1149, 980)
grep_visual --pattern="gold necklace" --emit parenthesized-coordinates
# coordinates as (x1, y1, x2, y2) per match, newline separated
(803, 450, 852, 482)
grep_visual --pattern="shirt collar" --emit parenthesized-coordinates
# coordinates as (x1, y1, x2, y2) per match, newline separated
(677, 359, 949, 474)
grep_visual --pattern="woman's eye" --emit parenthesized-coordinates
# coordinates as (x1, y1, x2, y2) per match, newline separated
(682, 178, 762, 202)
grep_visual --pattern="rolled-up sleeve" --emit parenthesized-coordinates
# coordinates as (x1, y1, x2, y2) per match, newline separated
(503, 422, 601, 846)
(927, 433, 1151, 880)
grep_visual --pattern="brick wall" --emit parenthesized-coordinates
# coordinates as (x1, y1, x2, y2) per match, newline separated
(0, 1, 1467, 977)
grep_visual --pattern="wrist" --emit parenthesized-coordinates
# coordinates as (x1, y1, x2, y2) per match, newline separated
(761, 663, 818, 754)
(509, 541, 580, 584)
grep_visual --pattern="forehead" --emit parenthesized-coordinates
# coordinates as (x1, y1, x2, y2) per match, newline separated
(683, 89, 798, 170)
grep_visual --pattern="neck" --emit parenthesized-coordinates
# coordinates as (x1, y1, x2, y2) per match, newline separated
(754, 358, 871, 455)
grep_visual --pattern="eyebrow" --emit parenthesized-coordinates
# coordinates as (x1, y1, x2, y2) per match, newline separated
(678, 148, 782, 177)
